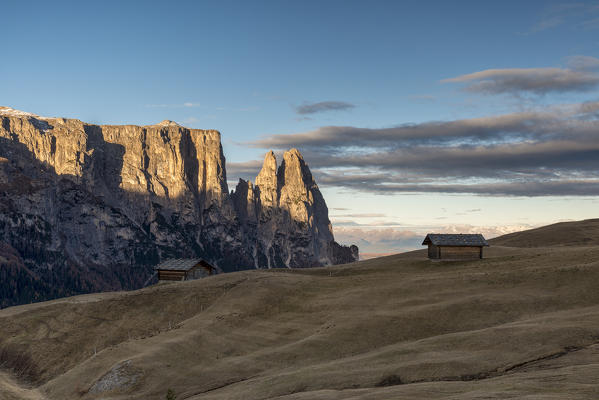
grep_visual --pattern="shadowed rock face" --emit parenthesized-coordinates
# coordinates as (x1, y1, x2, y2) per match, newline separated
(0, 107, 357, 306)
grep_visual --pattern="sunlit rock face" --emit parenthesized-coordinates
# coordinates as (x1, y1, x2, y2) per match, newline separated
(0, 107, 357, 305)
(232, 149, 356, 268)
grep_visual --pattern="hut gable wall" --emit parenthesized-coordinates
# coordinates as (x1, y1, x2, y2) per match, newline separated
(187, 265, 213, 280)
(428, 244, 440, 259)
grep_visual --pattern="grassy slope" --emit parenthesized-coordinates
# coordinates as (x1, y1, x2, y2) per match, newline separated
(490, 218, 599, 247)
(1, 224, 599, 399)
(0, 372, 43, 400)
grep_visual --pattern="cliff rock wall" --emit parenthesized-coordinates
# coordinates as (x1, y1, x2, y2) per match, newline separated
(0, 107, 357, 306)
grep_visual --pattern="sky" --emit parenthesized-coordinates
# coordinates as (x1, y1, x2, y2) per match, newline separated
(2, 1, 599, 256)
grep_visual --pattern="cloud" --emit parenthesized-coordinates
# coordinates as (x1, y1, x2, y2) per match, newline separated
(331, 213, 388, 218)
(295, 101, 355, 115)
(329, 220, 363, 227)
(566, 55, 599, 70)
(530, 3, 599, 32)
(145, 102, 202, 108)
(226, 159, 264, 182)
(244, 100, 599, 196)
(437, 224, 535, 237)
(251, 101, 599, 150)
(334, 227, 420, 241)
(581, 16, 599, 29)
(329, 219, 403, 227)
(182, 117, 199, 124)
(333, 227, 423, 253)
(332, 224, 532, 253)
(409, 94, 436, 102)
(321, 177, 599, 197)
(442, 66, 599, 95)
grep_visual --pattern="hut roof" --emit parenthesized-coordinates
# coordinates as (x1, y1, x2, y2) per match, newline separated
(153, 258, 213, 271)
(422, 234, 489, 247)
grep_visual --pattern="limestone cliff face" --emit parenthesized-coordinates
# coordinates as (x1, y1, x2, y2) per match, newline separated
(0, 107, 357, 305)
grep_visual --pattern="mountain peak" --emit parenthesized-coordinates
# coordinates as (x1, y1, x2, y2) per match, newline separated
(0, 106, 45, 119)
(155, 120, 180, 127)
(255, 150, 279, 208)
(284, 148, 304, 159)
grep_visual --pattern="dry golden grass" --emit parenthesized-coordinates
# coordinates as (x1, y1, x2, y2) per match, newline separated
(1, 221, 599, 399)
(490, 218, 599, 247)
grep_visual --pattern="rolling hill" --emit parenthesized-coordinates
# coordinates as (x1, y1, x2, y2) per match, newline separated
(1, 220, 599, 399)
(490, 218, 599, 247)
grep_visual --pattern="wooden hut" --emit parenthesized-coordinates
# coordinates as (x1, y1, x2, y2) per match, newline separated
(154, 258, 216, 282)
(422, 234, 489, 260)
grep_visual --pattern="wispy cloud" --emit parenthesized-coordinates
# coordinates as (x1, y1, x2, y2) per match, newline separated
(295, 101, 355, 115)
(442, 57, 599, 95)
(566, 55, 599, 70)
(331, 213, 388, 218)
(331, 219, 404, 227)
(227, 160, 264, 181)
(581, 16, 599, 29)
(244, 100, 599, 196)
(145, 102, 202, 108)
(318, 179, 599, 197)
(182, 117, 199, 124)
(530, 3, 599, 33)
(214, 106, 261, 112)
(409, 94, 436, 102)
(251, 101, 599, 149)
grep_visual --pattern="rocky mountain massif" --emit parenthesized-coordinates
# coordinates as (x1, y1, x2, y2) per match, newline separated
(0, 107, 357, 307)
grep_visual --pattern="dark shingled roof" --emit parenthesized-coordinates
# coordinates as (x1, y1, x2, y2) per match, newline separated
(422, 234, 489, 247)
(153, 258, 213, 271)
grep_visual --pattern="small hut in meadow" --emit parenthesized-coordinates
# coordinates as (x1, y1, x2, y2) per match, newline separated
(154, 258, 216, 282)
(422, 234, 489, 260)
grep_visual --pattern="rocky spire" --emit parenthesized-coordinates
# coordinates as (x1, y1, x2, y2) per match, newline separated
(255, 150, 279, 208)
(278, 148, 334, 242)
(231, 178, 257, 223)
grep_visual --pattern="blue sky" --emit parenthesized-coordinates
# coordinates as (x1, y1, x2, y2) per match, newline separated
(2, 1, 599, 255)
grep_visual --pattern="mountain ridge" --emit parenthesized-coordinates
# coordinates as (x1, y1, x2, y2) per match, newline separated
(0, 107, 357, 307)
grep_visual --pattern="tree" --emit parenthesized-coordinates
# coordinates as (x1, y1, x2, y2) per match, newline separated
(166, 388, 177, 400)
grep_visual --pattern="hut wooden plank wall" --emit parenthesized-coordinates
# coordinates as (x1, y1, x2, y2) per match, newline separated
(422, 234, 489, 260)
(154, 258, 216, 282)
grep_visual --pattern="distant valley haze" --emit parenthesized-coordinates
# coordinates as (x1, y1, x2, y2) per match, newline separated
(2, 0, 599, 254)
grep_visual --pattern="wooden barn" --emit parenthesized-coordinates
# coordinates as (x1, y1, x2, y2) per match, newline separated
(422, 234, 489, 260)
(154, 258, 216, 282)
